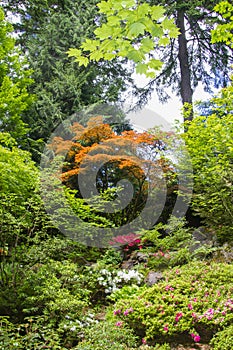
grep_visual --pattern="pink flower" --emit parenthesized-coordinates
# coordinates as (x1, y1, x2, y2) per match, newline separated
(193, 335, 201, 342)
(115, 321, 123, 327)
(190, 333, 201, 342)
(175, 269, 180, 274)
(206, 308, 214, 315)
(188, 303, 193, 310)
(175, 312, 183, 322)
(113, 309, 121, 315)
(165, 285, 174, 291)
(142, 338, 147, 344)
(163, 326, 169, 332)
(124, 309, 129, 316)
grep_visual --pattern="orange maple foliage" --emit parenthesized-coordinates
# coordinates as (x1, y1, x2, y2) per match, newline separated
(49, 116, 176, 225)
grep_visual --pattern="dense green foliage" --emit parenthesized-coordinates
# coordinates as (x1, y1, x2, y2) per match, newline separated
(183, 93, 233, 242)
(67, 1, 179, 78)
(110, 261, 233, 345)
(1, 0, 136, 159)
(0, 1, 232, 349)
(211, 1, 233, 48)
(0, 8, 33, 142)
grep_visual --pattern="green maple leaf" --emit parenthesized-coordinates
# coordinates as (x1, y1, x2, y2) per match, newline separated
(150, 24, 163, 38)
(97, 1, 112, 14)
(137, 3, 151, 17)
(90, 51, 104, 61)
(141, 37, 154, 53)
(148, 58, 163, 70)
(127, 49, 144, 63)
(151, 5, 165, 21)
(158, 37, 170, 46)
(107, 15, 121, 26)
(136, 62, 148, 75)
(75, 56, 89, 67)
(81, 39, 99, 52)
(66, 48, 82, 58)
(128, 22, 146, 37)
(145, 71, 157, 78)
(94, 24, 113, 39)
(103, 52, 116, 60)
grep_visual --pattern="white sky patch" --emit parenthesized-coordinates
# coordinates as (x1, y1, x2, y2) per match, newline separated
(126, 71, 215, 130)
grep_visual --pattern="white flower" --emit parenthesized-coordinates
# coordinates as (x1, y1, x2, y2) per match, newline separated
(97, 276, 104, 281)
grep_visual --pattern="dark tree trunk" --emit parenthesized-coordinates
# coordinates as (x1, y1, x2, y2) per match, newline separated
(176, 8, 193, 121)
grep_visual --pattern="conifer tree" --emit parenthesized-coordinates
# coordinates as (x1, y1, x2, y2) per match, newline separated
(2, 0, 135, 159)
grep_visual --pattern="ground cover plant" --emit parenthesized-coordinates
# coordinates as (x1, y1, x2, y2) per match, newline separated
(0, 1, 233, 349)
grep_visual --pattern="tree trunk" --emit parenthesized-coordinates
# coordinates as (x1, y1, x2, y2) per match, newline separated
(176, 8, 193, 121)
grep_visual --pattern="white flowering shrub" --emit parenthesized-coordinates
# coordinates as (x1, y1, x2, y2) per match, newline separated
(97, 268, 143, 294)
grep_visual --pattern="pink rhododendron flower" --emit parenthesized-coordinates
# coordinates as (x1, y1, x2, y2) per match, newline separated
(163, 326, 169, 332)
(188, 303, 193, 310)
(113, 309, 121, 315)
(175, 312, 183, 322)
(190, 333, 201, 342)
(193, 335, 201, 342)
(115, 321, 123, 327)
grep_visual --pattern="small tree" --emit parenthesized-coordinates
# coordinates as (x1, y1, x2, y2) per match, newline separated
(48, 116, 177, 228)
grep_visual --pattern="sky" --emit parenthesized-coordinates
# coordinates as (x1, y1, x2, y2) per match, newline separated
(126, 72, 214, 131)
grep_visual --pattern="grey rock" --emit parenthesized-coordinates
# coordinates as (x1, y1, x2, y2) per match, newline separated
(145, 271, 164, 286)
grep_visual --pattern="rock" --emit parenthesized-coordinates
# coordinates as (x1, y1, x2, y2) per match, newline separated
(190, 227, 216, 253)
(134, 251, 148, 263)
(121, 251, 148, 269)
(213, 243, 233, 263)
(145, 271, 164, 286)
(121, 260, 135, 270)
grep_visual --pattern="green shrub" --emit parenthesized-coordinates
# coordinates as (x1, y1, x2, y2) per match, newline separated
(0, 316, 62, 349)
(110, 261, 233, 345)
(75, 321, 138, 349)
(210, 324, 233, 350)
(183, 94, 233, 243)
(140, 217, 218, 270)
